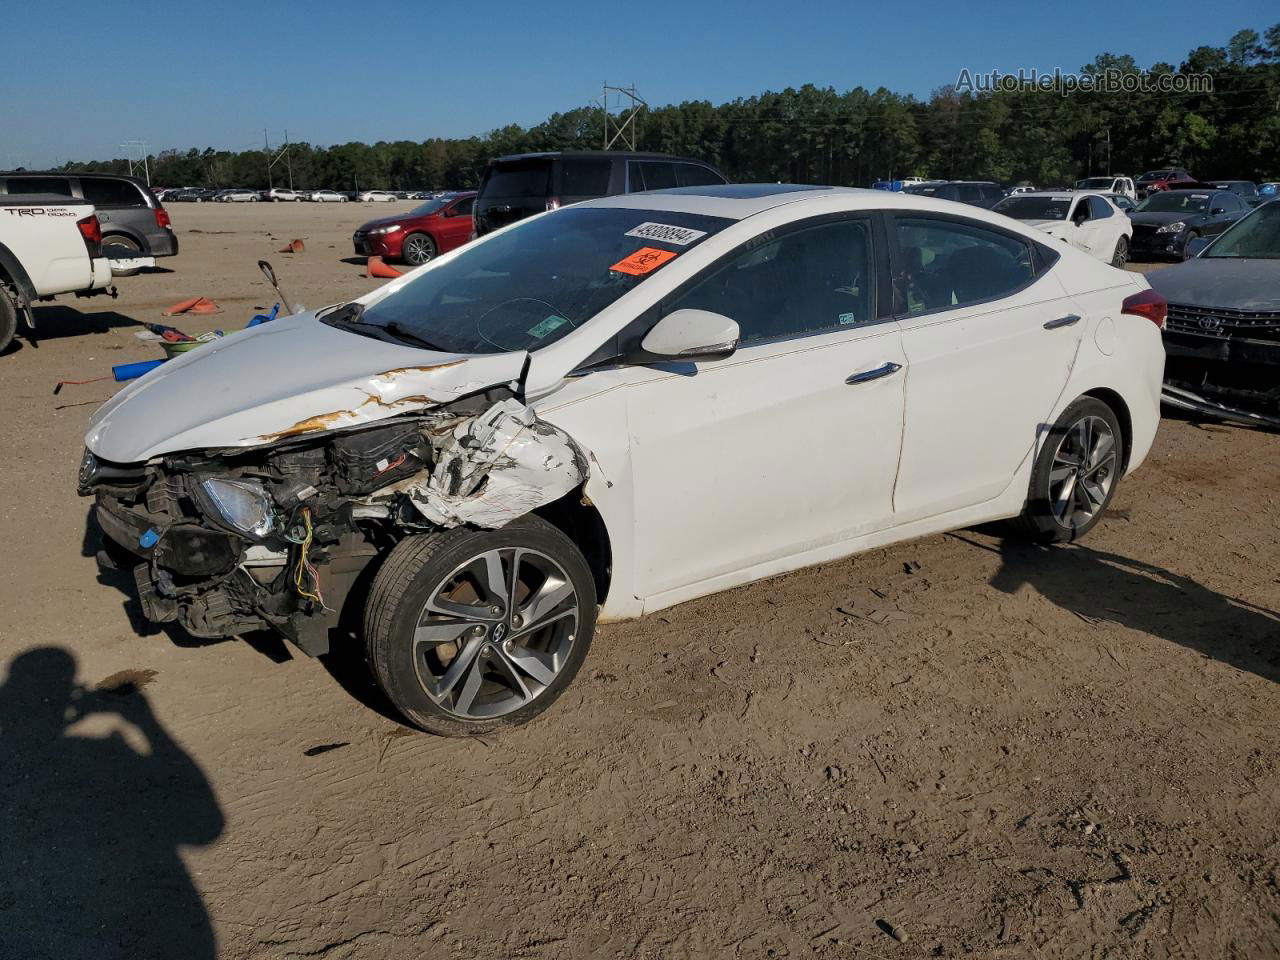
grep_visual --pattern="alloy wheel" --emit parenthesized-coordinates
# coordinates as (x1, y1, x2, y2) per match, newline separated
(412, 548, 579, 719)
(404, 236, 433, 265)
(1048, 415, 1117, 529)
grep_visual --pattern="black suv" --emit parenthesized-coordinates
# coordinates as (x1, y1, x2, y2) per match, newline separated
(474, 151, 728, 236)
(902, 180, 1006, 208)
(0, 172, 178, 266)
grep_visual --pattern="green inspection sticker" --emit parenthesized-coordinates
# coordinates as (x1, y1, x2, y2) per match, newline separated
(838, 312, 857, 325)
(527, 315, 568, 339)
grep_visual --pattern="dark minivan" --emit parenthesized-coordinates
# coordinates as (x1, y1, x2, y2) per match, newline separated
(0, 172, 178, 267)
(473, 151, 728, 236)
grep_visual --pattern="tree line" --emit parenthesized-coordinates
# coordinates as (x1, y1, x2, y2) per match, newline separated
(51, 25, 1280, 191)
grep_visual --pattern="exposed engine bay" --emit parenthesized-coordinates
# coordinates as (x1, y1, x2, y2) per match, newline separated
(82, 392, 588, 656)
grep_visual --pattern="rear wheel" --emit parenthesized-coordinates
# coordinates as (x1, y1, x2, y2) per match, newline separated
(102, 235, 144, 276)
(363, 516, 596, 736)
(1111, 236, 1128, 269)
(401, 232, 436, 266)
(1007, 397, 1123, 542)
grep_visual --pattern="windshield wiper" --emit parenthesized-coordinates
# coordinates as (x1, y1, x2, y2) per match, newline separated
(326, 306, 447, 351)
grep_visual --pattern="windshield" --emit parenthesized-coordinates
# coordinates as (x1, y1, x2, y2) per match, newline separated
(993, 196, 1071, 220)
(409, 197, 452, 216)
(1136, 192, 1209, 214)
(1203, 203, 1280, 259)
(1076, 178, 1113, 189)
(482, 160, 552, 198)
(345, 207, 731, 354)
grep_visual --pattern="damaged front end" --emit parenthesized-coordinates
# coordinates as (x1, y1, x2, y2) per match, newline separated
(82, 394, 587, 656)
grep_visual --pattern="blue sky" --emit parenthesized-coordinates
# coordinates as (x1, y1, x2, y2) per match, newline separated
(5, 0, 1276, 167)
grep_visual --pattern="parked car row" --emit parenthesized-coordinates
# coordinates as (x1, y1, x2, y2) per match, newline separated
(157, 187, 445, 203)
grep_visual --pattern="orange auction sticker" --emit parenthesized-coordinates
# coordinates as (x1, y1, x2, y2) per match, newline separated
(609, 246, 678, 276)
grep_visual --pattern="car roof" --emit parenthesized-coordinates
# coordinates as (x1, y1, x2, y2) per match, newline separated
(1001, 190, 1097, 199)
(491, 150, 712, 165)
(584, 183, 1055, 222)
(2, 170, 148, 188)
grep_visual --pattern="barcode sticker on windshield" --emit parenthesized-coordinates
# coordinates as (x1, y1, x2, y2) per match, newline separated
(624, 222, 707, 246)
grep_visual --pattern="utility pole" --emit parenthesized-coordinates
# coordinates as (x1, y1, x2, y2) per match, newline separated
(120, 140, 150, 185)
(599, 84, 646, 150)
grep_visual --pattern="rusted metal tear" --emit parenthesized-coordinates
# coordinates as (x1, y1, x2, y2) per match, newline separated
(257, 411, 359, 442)
(368, 399, 588, 529)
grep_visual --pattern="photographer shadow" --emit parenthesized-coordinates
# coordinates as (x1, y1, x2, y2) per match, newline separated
(0, 647, 224, 959)
(985, 537, 1280, 684)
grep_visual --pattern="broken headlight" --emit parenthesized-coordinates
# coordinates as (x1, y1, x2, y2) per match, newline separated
(195, 478, 275, 540)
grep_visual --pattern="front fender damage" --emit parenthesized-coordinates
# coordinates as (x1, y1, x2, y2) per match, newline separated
(369, 398, 589, 529)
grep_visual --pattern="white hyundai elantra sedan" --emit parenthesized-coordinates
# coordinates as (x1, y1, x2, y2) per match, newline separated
(82, 184, 1166, 735)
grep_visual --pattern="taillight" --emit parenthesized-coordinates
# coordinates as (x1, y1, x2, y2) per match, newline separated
(154, 207, 171, 229)
(545, 197, 561, 211)
(77, 214, 102, 256)
(1121, 288, 1167, 329)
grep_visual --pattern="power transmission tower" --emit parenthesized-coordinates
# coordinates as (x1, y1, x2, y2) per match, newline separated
(599, 84, 646, 150)
(265, 129, 294, 190)
(120, 140, 150, 185)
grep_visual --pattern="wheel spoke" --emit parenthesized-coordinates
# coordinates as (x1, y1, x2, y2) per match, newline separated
(500, 644, 559, 686)
(1087, 429, 1115, 471)
(488, 648, 534, 701)
(478, 549, 510, 608)
(452, 651, 487, 714)
(432, 636, 485, 699)
(510, 607, 576, 641)
(518, 574, 574, 629)
(413, 620, 473, 646)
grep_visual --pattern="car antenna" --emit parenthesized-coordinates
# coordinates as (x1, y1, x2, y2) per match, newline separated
(258, 259, 298, 315)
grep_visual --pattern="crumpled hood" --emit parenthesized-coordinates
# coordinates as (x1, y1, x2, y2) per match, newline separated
(1146, 257, 1280, 313)
(85, 311, 527, 463)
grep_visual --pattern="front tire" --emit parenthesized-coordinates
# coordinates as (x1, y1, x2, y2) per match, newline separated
(400, 232, 436, 266)
(1008, 397, 1123, 542)
(0, 291, 17, 355)
(363, 517, 596, 736)
(1181, 232, 1200, 261)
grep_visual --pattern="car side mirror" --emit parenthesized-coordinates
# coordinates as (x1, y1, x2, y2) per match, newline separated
(1211, 206, 1226, 215)
(1185, 235, 1211, 258)
(635, 309, 739, 363)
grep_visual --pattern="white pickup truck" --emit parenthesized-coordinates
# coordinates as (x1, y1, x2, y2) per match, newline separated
(0, 194, 114, 354)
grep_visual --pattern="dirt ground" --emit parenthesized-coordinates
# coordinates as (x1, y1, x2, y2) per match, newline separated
(1, 202, 1277, 960)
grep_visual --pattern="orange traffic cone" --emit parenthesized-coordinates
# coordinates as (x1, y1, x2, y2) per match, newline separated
(365, 256, 403, 279)
(162, 296, 221, 316)
(278, 239, 305, 254)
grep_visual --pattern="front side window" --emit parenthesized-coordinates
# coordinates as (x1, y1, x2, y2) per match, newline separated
(351, 207, 730, 354)
(676, 164, 726, 187)
(1086, 196, 1113, 219)
(451, 196, 474, 216)
(664, 218, 876, 344)
(895, 217, 1035, 315)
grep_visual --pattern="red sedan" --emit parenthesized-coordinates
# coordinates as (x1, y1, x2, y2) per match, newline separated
(352, 192, 476, 266)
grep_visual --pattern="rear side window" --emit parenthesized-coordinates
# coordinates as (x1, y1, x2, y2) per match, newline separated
(665, 217, 876, 344)
(482, 160, 551, 198)
(560, 158, 612, 197)
(630, 161, 678, 191)
(81, 178, 146, 208)
(7, 177, 73, 197)
(894, 217, 1036, 315)
(676, 163, 726, 187)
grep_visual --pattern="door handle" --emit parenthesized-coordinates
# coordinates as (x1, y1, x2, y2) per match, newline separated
(845, 361, 902, 385)
(1044, 314, 1081, 330)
